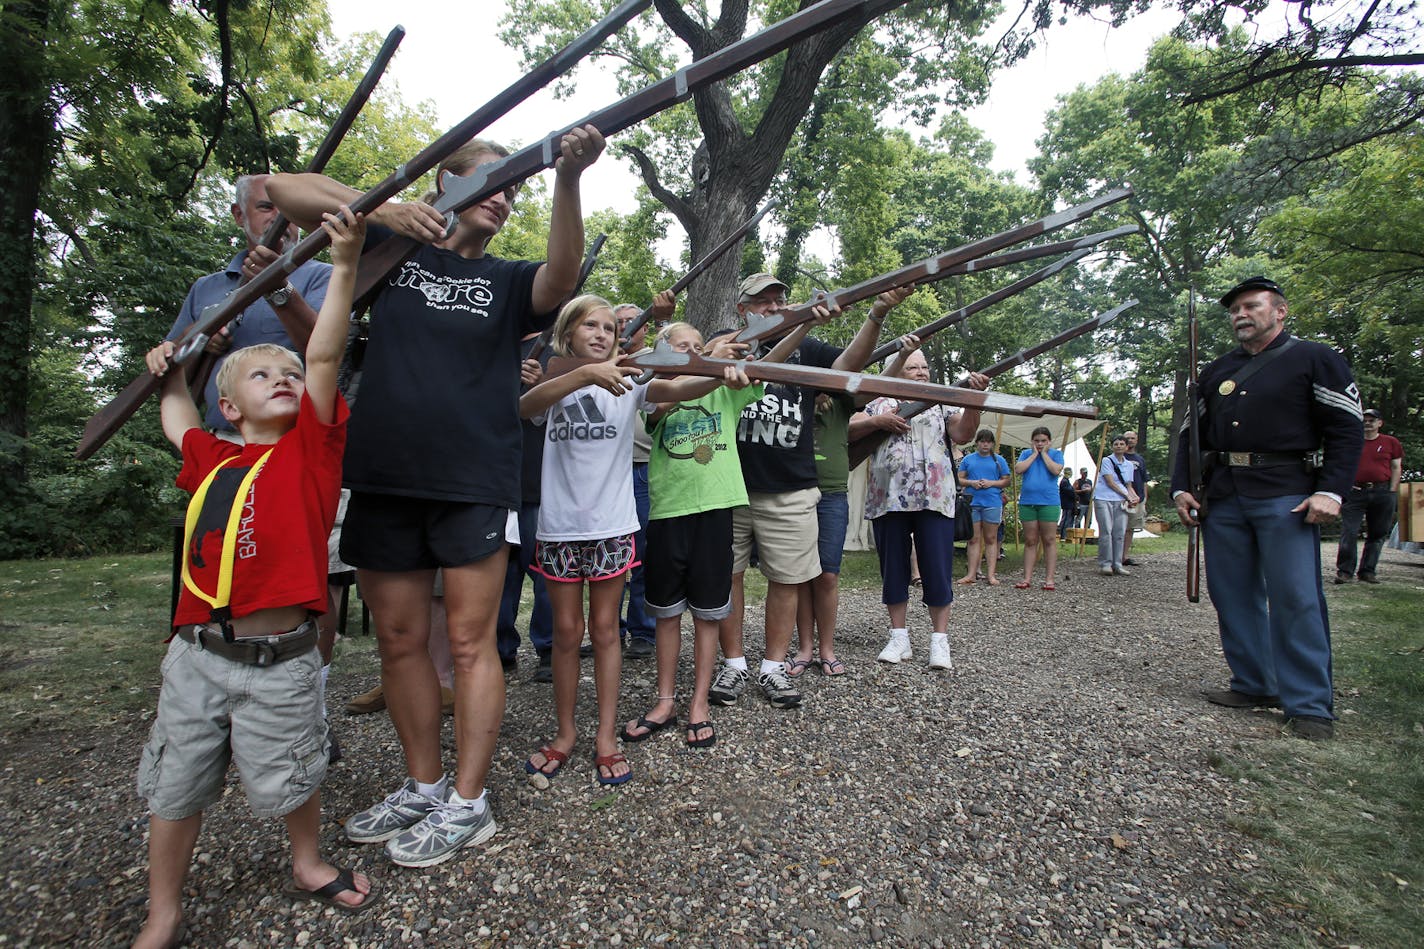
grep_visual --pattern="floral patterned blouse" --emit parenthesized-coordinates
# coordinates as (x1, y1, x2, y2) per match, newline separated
(862, 399, 960, 519)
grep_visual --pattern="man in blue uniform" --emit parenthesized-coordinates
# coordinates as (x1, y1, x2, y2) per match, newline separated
(1172, 276, 1362, 740)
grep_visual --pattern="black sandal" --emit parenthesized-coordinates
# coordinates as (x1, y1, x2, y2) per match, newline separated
(685, 720, 716, 748)
(620, 714, 676, 743)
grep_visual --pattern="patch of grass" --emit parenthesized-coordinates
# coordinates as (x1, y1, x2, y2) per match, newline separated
(0, 553, 174, 729)
(0, 553, 382, 733)
(1216, 579, 1424, 947)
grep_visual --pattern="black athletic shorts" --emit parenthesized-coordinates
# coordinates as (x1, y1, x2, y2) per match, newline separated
(340, 491, 508, 571)
(643, 508, 734, 622)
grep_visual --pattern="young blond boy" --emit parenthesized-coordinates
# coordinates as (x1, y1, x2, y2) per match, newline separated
(133, 207, 371, 949)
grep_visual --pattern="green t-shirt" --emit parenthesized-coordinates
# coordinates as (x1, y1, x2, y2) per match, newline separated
(812, 392, 855, 494)
(648, 384, 764, 520)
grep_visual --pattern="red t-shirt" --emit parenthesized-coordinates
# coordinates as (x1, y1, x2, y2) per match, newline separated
(1353, 433, 1402, 485)
(173, 392, 348, 627)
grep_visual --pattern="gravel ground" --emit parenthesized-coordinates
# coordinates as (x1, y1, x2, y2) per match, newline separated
(4, 543, 1359, 948)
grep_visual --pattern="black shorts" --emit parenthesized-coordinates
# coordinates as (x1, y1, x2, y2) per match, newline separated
(340, 492, 508, 571)
(644, 509, 733, 621)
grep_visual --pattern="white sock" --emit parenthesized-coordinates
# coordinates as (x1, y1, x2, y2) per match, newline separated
(931, 632, 948, 644)
(891, 627, 909, 639)
(725, 656, 748, 672)
(414, 776, 446, 799)
(448, 788, 488, 814)
(759, 658, 784, 677)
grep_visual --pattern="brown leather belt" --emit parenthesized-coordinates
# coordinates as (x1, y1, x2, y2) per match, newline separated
(1210, 451, 1313, 468)
(178, 620, 318, 666)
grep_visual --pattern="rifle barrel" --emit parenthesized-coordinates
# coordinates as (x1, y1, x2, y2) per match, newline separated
(845, 300, 1134, 469)
(618, 199, 777, 350)
(863, 248, 1093, 365)
(737, 187, 1133, 344)
(76, 0, 649, 459)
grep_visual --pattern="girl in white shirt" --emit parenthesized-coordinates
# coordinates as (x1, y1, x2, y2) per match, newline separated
(519, 296, 741, 785)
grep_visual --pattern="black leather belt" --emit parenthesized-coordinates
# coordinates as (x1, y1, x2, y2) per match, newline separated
(178, 620, 318, 666)
(1353, 481, 1390, 490)
(1209, 451, 1313, 468)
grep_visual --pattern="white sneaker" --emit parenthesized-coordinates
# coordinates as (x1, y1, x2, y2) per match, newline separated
(1100, 565, 1114, 576)
(877, 631, 912, 664)
(928, 635, 953, 670)
(1113, 565, 1132, 576)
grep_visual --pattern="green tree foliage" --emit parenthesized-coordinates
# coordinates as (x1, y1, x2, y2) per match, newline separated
(1033, 26, 1422, 481)
(4, 0, 439, 557)
(1260, 131, 1424, 473)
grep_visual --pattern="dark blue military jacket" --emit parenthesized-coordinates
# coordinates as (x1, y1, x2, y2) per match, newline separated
(1172, 331, 1363, 500)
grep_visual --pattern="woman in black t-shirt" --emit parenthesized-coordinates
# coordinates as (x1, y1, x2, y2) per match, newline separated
(269, 126, 604, 868)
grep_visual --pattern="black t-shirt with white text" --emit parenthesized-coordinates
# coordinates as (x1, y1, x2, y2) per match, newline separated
(735, 336, 842, 493)
(343, 242, 551, 508)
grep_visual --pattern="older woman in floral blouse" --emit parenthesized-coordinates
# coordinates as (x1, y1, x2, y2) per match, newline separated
(849, 343, 988, 672)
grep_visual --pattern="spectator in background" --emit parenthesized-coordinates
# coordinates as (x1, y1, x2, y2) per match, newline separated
(956, 429, 1009, 586)
(1014, 426, 1066, 591)
(1058, 464, 1078, 539)
(1335, 408, 1403, 584)
(1094, 435, 1138, 576)
(1074, 467, 1094, 528)
(1121, 430, 1150, 565)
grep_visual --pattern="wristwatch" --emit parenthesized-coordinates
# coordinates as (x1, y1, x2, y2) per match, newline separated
(265, 283, 296, 307)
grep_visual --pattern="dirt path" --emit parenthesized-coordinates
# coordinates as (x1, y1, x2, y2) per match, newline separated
(0, 546, 1323, 947)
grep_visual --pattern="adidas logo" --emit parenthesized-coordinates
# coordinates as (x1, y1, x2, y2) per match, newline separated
(548, 394, 617, 441)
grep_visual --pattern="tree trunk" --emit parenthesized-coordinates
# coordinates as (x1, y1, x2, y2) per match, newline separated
(682, 184, 754, 337)
(0, 0, 57, 493)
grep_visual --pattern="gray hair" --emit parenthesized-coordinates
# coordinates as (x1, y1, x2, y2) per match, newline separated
(234, 174, 259, 209)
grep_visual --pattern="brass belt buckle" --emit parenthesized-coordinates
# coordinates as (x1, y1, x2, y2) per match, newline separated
(1228, 452, 1250, 466)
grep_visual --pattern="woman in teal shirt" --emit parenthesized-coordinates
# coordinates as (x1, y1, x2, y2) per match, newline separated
(1013, 426, 1066, 590)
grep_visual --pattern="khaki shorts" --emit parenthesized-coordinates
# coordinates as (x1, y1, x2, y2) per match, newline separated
(732, 488, 822, 584)
(1127, 504, 1146, 531)
(136, 634, 328, 820)
(327, 488, 351, 574)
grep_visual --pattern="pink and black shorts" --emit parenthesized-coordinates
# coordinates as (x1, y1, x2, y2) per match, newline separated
(533, 534, 638, 583)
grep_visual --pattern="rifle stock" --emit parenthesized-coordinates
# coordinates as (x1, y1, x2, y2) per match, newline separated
(845, 300, 1135, 469)
(1186, 287, 1203, 602)
(76, 0, 650, 459)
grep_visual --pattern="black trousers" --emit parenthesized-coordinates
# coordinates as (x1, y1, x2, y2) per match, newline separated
(1336, 485, 1396, 577)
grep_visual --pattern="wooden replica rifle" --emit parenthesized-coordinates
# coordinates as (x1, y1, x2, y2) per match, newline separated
(186, 24, 408, 401)
(861, 247, 1095, 365)
(734, 187, 1133, 344)
(1185, 288, 1204, 602)
(617, 198, 777, 352)
(845, 299, 1137, 469)
(76, 0, 651, 459)
(525, 232, 608, 362)
(353, 0, 913, 301)
(621, 342, 1099, 419)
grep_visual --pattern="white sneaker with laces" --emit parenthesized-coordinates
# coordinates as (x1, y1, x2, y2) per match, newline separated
(928, 634, 953, 670)
(877, 631, 912, 664)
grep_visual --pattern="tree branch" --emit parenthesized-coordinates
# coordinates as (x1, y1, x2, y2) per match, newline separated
(654, 0, 719, 58)
(1184, 53, 1424, 104)
(622, 143, 694, 231)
